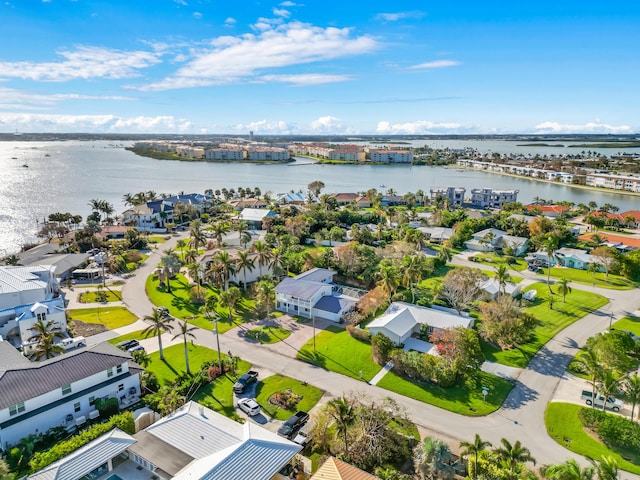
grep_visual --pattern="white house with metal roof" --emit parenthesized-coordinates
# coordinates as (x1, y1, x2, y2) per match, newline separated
(238, 208, 277, 229)
(0, 342, 142, 452)
(0, 265, 68, 350)
(465, 228, 529, 256)
(367, 302, 474, 346)
(275, 268, 357, 322)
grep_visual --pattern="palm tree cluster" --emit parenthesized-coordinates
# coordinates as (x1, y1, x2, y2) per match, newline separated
(87, 198, 115, 224)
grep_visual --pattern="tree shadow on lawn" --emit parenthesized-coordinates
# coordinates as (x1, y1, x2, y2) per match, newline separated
(297, 349, 363, 378)
(170, 296, 200, 314)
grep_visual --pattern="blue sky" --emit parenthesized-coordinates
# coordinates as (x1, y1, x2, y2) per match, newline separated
(0, 0, 638, 134)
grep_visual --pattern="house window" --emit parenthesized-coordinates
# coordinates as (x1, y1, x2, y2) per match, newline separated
(9, 402, 25, 416)
(62, 384, 72, 395)
(74, 402, 81, 413)
(118, 384, 124, 392)
(107, 367, 113, 377)
(37, 312, 47, 322)
(89, 396, 96, 407)
(116, 364, 123, 374)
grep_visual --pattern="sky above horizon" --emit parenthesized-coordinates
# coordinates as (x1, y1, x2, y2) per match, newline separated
(1, 1, 639, 135)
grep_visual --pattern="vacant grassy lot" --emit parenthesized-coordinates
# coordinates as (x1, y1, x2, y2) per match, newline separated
(247, 326, 292, 344)
(545, 403, 640, 475)
(67, 306, 137, 330)
(255, 374, 324, 420)
(470, 253, 528, 272)
(481, 283, 607, 367)
(297, 326, 381, 382)
(377, 371, 513, 416)
(538, 267, 637, 290)
(612, 315, 640, 336)
(78, 290, 122, 303)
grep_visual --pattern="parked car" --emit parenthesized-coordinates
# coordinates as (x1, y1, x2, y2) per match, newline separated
(581, 390, 623, 412)
(233, 370, 259, 394)
(237, 398, 261, 416)
(117, 339, 139, 351)
(127, 344, 145, 354)
(278, 411, 309, 439)
(292, 420, 315, 446)
(60, 336, 86, 350)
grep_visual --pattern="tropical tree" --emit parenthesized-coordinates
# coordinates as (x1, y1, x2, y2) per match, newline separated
(575, 349, 602, 409)
(326, 396, 356, 457)
(596, 370, 622, 412)
(556, 278, 572, 302)
(251, 240, 272, 277)
(401, 254, 426, 303)
(186, 262, 201, 287)
(208, 221, 230, 248)
(591, 456, 619, 480)
(142, 308, 174, 361)
(494, 265, 511, 295)
(543, 234, 559, 292)
(235, 250, 255, 290)
(376, 260, 401, 299)
(543, 458, 595, 480)
(459, 434, 492, 480)
(160, 249, 181, 293)
(189, 219, 206, 251)
(172, 320, 198, 375)
(622, 373, 640, 421)
(255, 280, 276, 317)
(493, 438, 536, 480)
(203, 294, 223, 370)
(219, 286, 241, 321)
(214, 250, 236, 291)
(437, 245, 453, 265)
(29, 333, 65, 361)
(415, 436, 455, 480)
(28, 317, 64, 343)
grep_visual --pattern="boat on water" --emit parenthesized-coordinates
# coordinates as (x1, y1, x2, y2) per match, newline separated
(45, 153, 51, 157)
(11, 156, 18, 159)
(22, 164, 29, 168)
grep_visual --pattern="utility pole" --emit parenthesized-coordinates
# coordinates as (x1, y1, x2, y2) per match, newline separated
(214, 315, 222, 371)
(312, 315, 316, 351)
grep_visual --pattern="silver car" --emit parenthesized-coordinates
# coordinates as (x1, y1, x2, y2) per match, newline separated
(237, 398, 261, 416)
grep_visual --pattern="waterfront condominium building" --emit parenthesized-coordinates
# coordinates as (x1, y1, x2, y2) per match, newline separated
(470, 188, 519, 209)
(370, 150, 413, 163)
(429, 187, 466, 207)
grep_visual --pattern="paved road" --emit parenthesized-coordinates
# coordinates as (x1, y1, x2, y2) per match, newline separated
(113, 244, 640, 478)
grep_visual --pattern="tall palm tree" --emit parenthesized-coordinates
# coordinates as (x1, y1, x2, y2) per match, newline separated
(207, 221, 230, 248)
(219, 286, 241, 321)
(376, 261, 401, 299)
(214, 250, 236, 291)
(28, 318, 64, 343)
(270, 246, 287, 278)
(416, 436, 455, 480)
(623, 373, 640, 422)
(543, 235, 559, 293)
(495, 265, 511, 296)
(235, 221, 249, 246)
(189, 219, 206, 251)
(556, 278, 572, 302)
(251, 240, 272, 277)
(186, 263, 201, 286)
(437, 245, 453, 265)
(591, 456, 619, 480)
(597, 370, 622, 412)
(459, 434, 492, 480)
(184, 248, 198, 266)
(176, 239, 187, 263)
(327, 396, 355, 456)
(401, 254, 425, 303)
(575, 349, 602, 409)
(544, 458, 595, 480)
(142, 308, 174, 361)
(255, 280, 275, 317)
(235, 250, 255, 290)
(160, 249, 181, 294)
(172, 320, 198, 375)
(29, 333, 64, 361)
(493, 438, 536, 480)
(203, 294, 223, 370)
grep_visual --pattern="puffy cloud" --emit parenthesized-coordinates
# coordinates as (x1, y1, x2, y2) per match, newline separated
(231, 119, 299, 134)
(0, 87, 136, 109)
(260, 73, 353, 86)
(192, 12, 202, 19)
(279, 1, 297, 6)
(409, 60, 460, 69)
(0, 46, 160, 82)
(224, 17, 236, 26)
(0, 113, 193, 133)
(376, 120, 471, 134)
(534, 121, 634, 134)
(375, 11, 425, 21)
(273, 8, 290, 18)
(135, 21, 376, 91)
(310, 115, 344, 132)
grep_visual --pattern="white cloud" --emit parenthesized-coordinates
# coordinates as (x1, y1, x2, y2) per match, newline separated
(279, 1, 297, 6)
(375, 11, 425, 21)
(260, 73, 353, 86)
(310, 115, 344, 132)
(534, 121, 633, 134)
(0, 113, 193, 133)
(376, 120, 471, 134)
(173, 0, 187, 5)
(192, 11, 202, 19)
(0, 87, 136, 109)
(273, 8, 290, 18)
(0, 46, 160, 82)
(232, 119, 299, 134)
(224, 17, 236, 26)
(409, 60, 460, 69)
(134, 21, 376, 91)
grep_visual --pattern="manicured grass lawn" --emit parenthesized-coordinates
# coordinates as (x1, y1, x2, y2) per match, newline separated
(78, 290, 122, 303)
(377, 371, 513, 416)
(297, 326, 381, 381)
(147, 343, 250, 384)
(255, 374, 324, 420)
(67, 306, 137, 330)
(145, 274, 256, 332)
(612, 315, 640, 336)
(539, 267, 637, 290)
(545, 403, 640, 475)
(470, 253, 528, 272)
(247, 326, 291, 344)
(417, 264, 456, 291)
(480, 283, 608, 367)
(148, 235, 169, 244)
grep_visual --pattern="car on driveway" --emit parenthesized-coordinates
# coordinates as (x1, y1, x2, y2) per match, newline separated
(237, 398, 261, 416)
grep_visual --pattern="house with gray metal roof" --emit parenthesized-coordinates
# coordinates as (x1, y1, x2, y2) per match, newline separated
(275, 268, 357, 322)
(0, 342, 142, 452)
(238, 208, 277, 229)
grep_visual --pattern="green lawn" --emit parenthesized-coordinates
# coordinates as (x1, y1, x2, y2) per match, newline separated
(612, 315, 640, 336)
(539, 267, 637, 290)
(470, 253, 528, 272)
(147, 343, 250, 384)
(297, 326, 381, 381)
(145, 274, 256, 332)
(377, 371, 513, 416)
(108, 330, 153, 345)
(147, 235, 169, 244)
(545, 403, 640, 475)
(78, 290, 122, 303)
(67, 306, 137, 330)
(255, 374, 324, 420)
(247, 326, 292, 344)
(480, 283, 608, 367)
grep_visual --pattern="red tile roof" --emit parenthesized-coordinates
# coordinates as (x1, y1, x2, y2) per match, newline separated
(525, 204, 570, 214)
(579, 232, 640, 248)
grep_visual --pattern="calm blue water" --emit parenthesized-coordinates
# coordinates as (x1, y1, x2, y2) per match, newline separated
(0, 140, 638, 256)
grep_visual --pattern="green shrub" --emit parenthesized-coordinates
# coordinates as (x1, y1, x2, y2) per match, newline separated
(95, 397, 119, 418)
(580, 407, 640, 450)
(371, 332, 395, 365)
(346, 324, 371, 343)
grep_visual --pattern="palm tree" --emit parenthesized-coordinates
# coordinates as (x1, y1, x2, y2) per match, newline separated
(207, 221, 230, 248)
(575, 350, 602, 409)
(437, 245, 453, 265)
(184, 248, 198, 266)
(416, 436, 455, 480)
(29, 333, 64, 361)
(160, 249, 181, 294)
(327, 396, 355, 456)
(376, 261, 401, 298)
(219, 286, 241, 321)
(543, 234, 559, 292)
(203, 294, 223, 370)
(235, 250, 255, 290)
(189, 219, 206, 251)
(235, 221, 249, 246)
(597, 370, 622, 412)
(459, 434, 492, 480)
(544, 458, 595, 480)
(186, 263, 201, 286)
(591, 456, 619, 480)
(176, 239, 187, 263)
(623, 373, 640, 421)
(172, 320, 198, 374)
(142, 308, 174, 361)
(556, 278, 572, 302)
(255, 280, 275, 317)
(270, 246, 287, 278)
(494, 265, 511, 295)
(215, 250, 236, 291)
(28, 318, 64, 343)
(251, 240, 272, 277)
(493, 438, 536, 480)
(401, 255, 425, 303)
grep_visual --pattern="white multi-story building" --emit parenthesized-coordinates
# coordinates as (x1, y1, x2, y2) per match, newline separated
(205, 148, 245, 161)
(470, 188, 519, 209)
(370, 150, 413, 163)
(429, 187, 466, 207)
(0, 342, 142, 451)
(245, 147, 290, 161)
(0, 266, 67, 349)
(585, 173, 640, 193)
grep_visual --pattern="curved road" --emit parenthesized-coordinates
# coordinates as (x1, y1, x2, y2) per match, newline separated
(118, 238, 640, 478)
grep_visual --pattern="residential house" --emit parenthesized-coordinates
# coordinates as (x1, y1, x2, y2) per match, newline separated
(465, 229, 529, 256)
(598, 210, 640, 229)
(367, 302, 474, 352)
(275, 192, 307, 205)
(27, 401, 302, 480)
(524, 204, 570, 218)
(478, 278, 521, 300)
(579, 232, 640, 251)
(311, 457, 379, 480)
(0, 342, 142, 451)
(275, 268, 357, 322)
(507, 213, 537, 224)
(417, 226, 454, 244)
(470, 188, 519, 209)
(430, 187, 466, 207)
(228, 198, 268, 211)
(0, 265, 68, 350)
(122, 202, 173, 231)
(238, 208, 277, 229)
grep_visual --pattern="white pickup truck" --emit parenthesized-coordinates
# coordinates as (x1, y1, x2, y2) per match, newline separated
(60, 336, 87, 351)
(581, 390, 623, 412)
